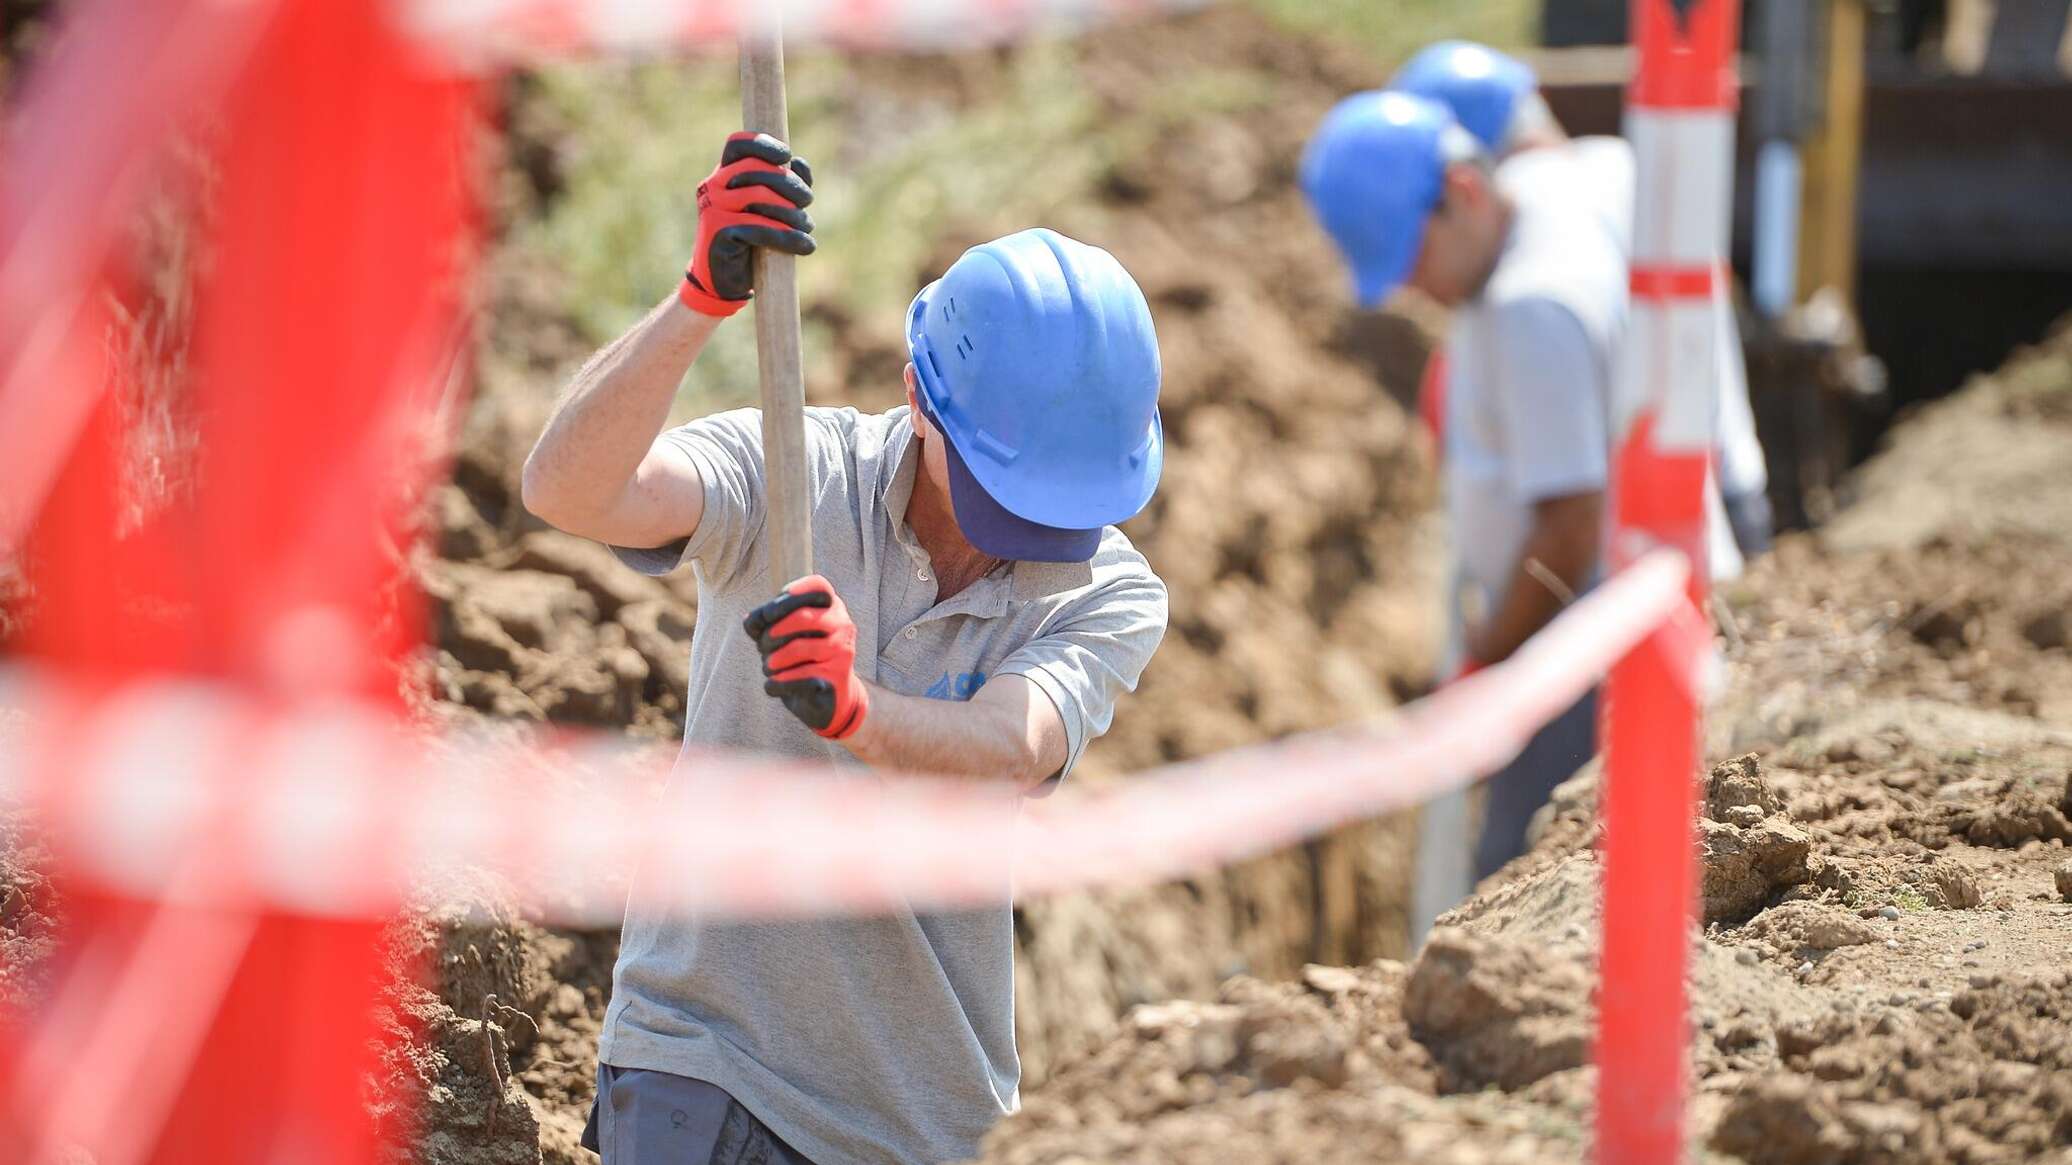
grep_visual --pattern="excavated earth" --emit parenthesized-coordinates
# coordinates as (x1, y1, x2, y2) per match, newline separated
(972, 319, 2072, 1164)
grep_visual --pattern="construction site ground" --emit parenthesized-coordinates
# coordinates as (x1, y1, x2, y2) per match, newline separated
(2, 5, 2070, 1164)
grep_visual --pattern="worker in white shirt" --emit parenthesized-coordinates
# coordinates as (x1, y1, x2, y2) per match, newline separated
(1393, 39, 1774, 559)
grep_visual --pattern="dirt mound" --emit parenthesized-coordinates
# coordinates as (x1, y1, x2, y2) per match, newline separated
(985, 961, 1601, 1165)
(1710, 969, 2072, 1165)
(1717, 533, 2072, 730)
(979, 316, 2072, 1164)
(984, 735, 2072, 1164)
(1822, 314, 2072, 554)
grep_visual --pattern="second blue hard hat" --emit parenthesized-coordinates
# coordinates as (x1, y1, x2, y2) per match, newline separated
(1390, 40, 1538, 152)
(906, 228, 1163, 563)
(1300, 91, 1470, 308)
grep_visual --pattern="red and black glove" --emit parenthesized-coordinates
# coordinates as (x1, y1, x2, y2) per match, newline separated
(742, 574, 869, 740)
(680, 132, 816, 318)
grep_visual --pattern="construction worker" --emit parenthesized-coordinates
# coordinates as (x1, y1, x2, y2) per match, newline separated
(1301, 92, 1644, 883)
(1392, 40, 1775, 559)
(521, 133, 1169, 1165)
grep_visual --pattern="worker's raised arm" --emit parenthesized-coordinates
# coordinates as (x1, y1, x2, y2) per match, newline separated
(521, 132, 814, 551)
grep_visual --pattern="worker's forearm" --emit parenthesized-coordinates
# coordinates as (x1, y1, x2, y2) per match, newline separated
(1472, 558, 1570, 665)
(521, 295, 720, 528)
(1469, 497, 1602, 664)
(841, 681, 1058, 789)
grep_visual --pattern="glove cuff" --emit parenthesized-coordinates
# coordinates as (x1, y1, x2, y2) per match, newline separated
(679, 271, 748, 318)
(818, 682, 869, 742)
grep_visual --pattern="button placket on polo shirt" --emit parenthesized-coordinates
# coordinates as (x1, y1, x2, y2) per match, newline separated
(877, 544, 935, 686)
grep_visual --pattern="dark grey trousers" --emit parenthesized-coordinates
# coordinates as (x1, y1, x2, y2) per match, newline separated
(1472, 687, 1600, 881)
(582, 1063, 816, 1165)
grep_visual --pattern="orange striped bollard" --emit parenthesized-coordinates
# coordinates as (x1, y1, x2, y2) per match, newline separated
(1597, 1, 1738, 1162)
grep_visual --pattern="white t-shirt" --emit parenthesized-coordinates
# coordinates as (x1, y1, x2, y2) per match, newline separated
(1442, 139, 1743, 645)
(1564, 136, 1768, 501)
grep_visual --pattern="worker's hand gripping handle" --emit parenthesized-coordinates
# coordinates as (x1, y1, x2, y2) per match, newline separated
(742, 575, 871, 740)
(681, 132, 817, 317)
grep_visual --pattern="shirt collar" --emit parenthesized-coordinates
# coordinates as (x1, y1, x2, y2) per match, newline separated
(879, 404, 1096, 606)
(881, 407, 922, 557)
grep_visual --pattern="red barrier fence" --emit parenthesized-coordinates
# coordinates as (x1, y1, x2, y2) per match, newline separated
(0, 1, 1728, 1160)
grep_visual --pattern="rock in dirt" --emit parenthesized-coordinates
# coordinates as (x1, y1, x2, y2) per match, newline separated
(1402, 929, 1591, 1092)
(1697, 756, 1815, 924)
(1701, 815, 1813, 924)
(2056, 861, 2072, 901)
(1708, 753, 1787, 819)
(1925, 862, 1984, 909)
(1740, 902, 1882, 957)
(2021, 606, 2070, 651)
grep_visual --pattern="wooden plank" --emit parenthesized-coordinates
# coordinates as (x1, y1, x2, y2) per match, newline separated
(740, 25, 814, 592)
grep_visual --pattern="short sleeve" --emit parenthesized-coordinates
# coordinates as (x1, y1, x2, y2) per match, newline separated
(1490, 297, 1610, 502)
(609, 408, 767, 590)
(992, 562, 1168, 781)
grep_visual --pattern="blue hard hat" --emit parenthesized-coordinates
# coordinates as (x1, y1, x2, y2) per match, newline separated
(1389, 40, 1537, 152)
(906, 228, 1163, 563)
(1300, 91, 1469, 308)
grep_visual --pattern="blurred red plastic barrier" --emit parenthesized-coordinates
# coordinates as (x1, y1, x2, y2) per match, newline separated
(394, 0, 1212, 65)
(0, 549, 1700, 924)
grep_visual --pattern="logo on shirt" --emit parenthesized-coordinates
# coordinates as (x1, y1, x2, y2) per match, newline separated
(924, 671, 987, 701)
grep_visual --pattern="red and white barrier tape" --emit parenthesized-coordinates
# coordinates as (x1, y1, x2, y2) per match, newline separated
(0, 551, 1701, 925)
(393, 0, 1209, 68)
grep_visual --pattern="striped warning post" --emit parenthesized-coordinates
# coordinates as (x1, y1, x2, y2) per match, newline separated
(1599, 1, 1740, 1163)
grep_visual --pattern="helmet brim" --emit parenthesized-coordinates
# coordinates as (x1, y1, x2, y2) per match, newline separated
(1352, 231, 1421, 309)
(914, 396, 1102, 564)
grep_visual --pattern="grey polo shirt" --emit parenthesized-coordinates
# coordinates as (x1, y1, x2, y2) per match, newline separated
(597, 404, 1167, 1165)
